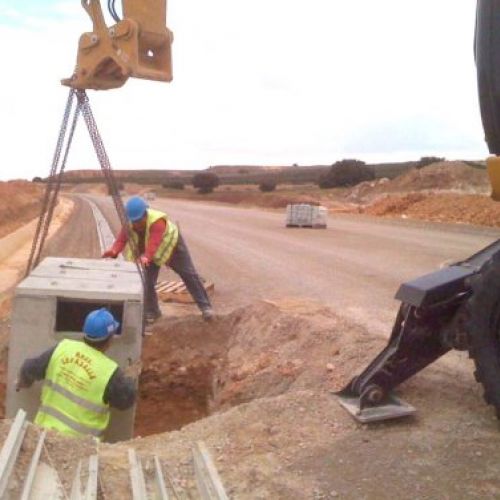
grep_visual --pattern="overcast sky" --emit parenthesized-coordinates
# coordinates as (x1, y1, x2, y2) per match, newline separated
(0, 0, 487, 181)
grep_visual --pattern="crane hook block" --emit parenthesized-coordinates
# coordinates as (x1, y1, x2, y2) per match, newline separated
(62, 0, 173, 90)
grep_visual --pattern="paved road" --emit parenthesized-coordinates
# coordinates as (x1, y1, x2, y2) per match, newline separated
(89, 196, 500, 336)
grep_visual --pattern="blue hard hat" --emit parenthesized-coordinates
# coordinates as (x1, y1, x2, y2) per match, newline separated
(125, 196, 148, 222)
(83, 308, 120, 342)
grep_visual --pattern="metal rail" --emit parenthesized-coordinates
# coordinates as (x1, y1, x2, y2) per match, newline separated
(153, 456, 169, 500)
(0, 416, 229, 499)
(129, 448, 148, 500)
(0, 409, 28, 497)
(20, 430, 47, 500)
(192, 441, 228, 500)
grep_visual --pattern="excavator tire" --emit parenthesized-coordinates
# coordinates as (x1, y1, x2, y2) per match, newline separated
(466, 250, 500, 419)
(475, 0, 500, 155)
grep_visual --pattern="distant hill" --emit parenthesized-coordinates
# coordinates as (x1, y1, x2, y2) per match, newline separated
(48, 160, 457, 186)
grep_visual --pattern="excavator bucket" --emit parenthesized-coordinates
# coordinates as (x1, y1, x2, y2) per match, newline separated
(62, 0, 173, 90)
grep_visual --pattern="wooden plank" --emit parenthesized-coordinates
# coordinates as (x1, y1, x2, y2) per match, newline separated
(157, 281, 214, 304)
(165, 282, 186, 293)
(155, 281, 185, 293)
(155, 282, 171, 292)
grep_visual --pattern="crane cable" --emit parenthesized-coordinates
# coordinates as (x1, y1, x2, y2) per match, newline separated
(25, 89, 146, 334)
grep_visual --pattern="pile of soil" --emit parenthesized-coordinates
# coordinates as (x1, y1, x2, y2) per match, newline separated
(347, 161, 489, 203)
(361, 193, 500, 227)
(0, 181, 43, 239)
(136, 300, 371, 438)
(103, 300, 500, 499)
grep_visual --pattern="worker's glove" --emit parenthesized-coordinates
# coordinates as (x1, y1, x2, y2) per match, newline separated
(138, 255, 151, 267)
(123, 359, 143, 379)
(15, 378, 30, 392)
(102, 249, 118, 259)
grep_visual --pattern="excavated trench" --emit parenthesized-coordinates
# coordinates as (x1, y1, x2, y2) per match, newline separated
(132, 300, 355, 439)
(0, 299, 358, 442)
(134, 314, 232, 437)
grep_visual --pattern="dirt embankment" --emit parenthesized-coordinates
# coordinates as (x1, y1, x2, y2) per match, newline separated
(348, 161, 489, 202)
(329, 161, 500, 228)
(0, 181, 43, 239)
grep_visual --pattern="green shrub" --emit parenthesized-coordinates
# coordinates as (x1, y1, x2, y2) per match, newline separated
(162, 180, 185, 190)
(318, 159, 374, 188)
(415, 156, 445, 169)
(192, 172, 220, 194)
(259, 181, 277, 192)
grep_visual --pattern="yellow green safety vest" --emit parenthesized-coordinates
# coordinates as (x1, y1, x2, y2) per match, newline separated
(124, 208, 179, 265)
(35, 339, 118, 439)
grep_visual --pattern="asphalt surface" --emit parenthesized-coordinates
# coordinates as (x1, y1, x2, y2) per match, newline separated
(85, 196, 500, 336)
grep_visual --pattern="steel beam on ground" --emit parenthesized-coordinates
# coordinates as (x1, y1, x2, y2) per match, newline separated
(129, 448, 148, 500)
(85, 455, 99, 500)
(192, 441, 228, 500)
(153, 456, 169, 500)
(70, 460, 83, 500)
(0, 408, 28, 497)
(20, 430, 47, 500)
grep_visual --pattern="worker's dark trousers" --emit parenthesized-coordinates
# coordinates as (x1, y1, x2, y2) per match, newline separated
(144, 233, 212, 317)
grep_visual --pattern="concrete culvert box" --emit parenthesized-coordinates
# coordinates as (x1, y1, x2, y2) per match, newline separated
(6, 257, 143, 443)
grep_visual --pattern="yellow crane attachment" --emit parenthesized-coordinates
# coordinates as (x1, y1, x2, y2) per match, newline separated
(62, 0, 173, 90)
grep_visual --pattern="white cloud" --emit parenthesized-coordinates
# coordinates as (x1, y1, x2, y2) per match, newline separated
(0, 0, 488, 180)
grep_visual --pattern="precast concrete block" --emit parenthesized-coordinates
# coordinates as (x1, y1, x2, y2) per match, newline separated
(6, 257, 143, 443)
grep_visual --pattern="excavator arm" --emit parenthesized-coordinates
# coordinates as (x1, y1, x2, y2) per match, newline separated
(62, 0, 173, 90)
(337, 0, 500, 423)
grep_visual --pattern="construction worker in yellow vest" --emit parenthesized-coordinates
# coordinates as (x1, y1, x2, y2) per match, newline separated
(102, 196, 214, 323)
(16, 308, 136, 439)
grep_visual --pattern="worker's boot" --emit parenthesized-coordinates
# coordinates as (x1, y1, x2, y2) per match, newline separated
(145, 310, 162, 324)
(201, 307, 214, 321)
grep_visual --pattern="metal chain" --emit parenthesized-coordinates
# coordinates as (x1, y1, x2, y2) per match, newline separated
(75, 91, 143, 266)
(33, 92, 82, 269)
(76, 90, 147, 334)
(25, 89, 77, 276)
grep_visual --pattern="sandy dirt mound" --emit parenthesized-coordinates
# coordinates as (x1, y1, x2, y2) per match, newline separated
(100, 300, 500, 499)
(0, 181, 43, 239)
(136, 300, 373, 438)
(65, 183, 108, 195)
(361, 193, 500, 227)
(347, 161, 489, 203)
